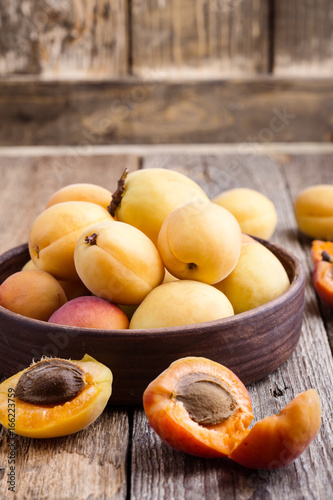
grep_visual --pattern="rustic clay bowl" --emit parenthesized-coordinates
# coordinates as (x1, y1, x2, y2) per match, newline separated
(0, 240, 305, 406)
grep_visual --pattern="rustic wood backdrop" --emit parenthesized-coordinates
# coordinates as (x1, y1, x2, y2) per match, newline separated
(0, 0, 332, 145)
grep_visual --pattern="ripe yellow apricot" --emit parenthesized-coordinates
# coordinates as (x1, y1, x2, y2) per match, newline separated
(110, 168, 209, 245)
(157, 202, 242, 284)
(214, 241, 290, 313)
(129, 280, 234, 329)
(29, 201, 112, 281)
(0, 354, 112, 438)
(294, 184, 333, 239)
(0, 270, 67, 321)
(46, 183, 112, 211)
(74, 221, 165, 305)
(213, 188, 277, 239)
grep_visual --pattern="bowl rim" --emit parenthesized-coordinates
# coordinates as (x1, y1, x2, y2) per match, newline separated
(0, 239, 305, 339)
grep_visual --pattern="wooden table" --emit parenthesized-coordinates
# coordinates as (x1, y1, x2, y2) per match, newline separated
(0, 145, 332, 499)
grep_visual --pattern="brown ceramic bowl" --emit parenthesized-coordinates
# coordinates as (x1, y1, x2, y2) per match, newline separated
(0, 239, 305, 406)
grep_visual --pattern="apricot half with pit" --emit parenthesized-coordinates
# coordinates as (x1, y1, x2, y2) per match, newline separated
(143, 357, 321, 468)
(0, 354, 112, 438)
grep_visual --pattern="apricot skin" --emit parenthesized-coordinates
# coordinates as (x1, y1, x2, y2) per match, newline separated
(0, 354, 112, 438)
(157, 202, 242, 284)
(143, 357, 253, 458)
(214, 241, 290, 313)
(29, 201, 112, 281)
(74, 221, 165, 305)
(46, 183, 112, 211)
(213, 188, 277, 239)
(129, 280, 234, 329)
(115, 168, 209, 245)
(229, 389, 321, 469)
(294, 184, 333, 239)
(0, 270, 67, 321)
(48, 296, 129, 329)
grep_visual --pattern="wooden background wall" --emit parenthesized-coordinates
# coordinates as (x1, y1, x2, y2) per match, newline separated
(0, 0, 332, 145)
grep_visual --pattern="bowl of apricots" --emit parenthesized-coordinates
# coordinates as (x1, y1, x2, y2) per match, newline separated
(0, 169, 305, 405)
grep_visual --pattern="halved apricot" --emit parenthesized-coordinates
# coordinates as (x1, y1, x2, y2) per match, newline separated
(311, 240, 333, 264)
(0, 354, 112, 438)
(143, 357, 253, 458)
(229, 389, 321, 469)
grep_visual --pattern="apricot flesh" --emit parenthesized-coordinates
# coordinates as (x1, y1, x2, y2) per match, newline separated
(48, 296, 129, 329)
(29, 201, 112, 281)
(0, 354, 112, 438)
(129, 280, 234, 329)
(229, 389, 321, 469)
(213, 188, 277, 239)
(294, 184, 333, 239)
(74, 220, 165, 305)
(143, 357, 253, 458)
(0, 270, 67, 321)
(113, 168, 209, 245)
(214, 240, 290, 313)
(157, 202, 242, 284)
(46, 183, 112, 211)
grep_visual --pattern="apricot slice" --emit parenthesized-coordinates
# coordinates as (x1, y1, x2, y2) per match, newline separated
(0, 354, 112, 438)
(312, 259, 333, 307)
(143, 357, 253, 458)
(229, 389, 321, 469)
(46, 183, 112, 211)
(311, 239, 333, 264)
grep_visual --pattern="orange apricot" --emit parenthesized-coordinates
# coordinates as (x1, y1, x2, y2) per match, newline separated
(0, 354, 112, 438)
(229, 389, 321, 469)
(143, 357, 253, 458)
(46, 183, 112, 211)
(311, 240, 333, 264)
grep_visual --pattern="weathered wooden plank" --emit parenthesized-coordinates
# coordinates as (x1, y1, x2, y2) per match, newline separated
(0, 153, 139, 254)
(273, 0, 333, 76)
(0, 0, 129, 79)
(0, 78, 333, 145)
(131, 0, 269, 77)
(130, 155, 333, 499)
(0, 407, 129, 499)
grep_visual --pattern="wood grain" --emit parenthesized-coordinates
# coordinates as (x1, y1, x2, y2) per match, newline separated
(273, 0, 333, 76)
(129, 154, 333, 500)
(0, 78, 332, 145)
(131, 0, 269, 78)
(0, 0, 129, 79)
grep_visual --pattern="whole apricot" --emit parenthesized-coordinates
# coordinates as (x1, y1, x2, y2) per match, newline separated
(48, 296, 129, 329)
(29, 201, 112, 281)
(157, 201, 242, 284)
(74, 221, 165, 305)
(294, 184, 333, 239)
(213, 188, 277, 239)
(143, 357, 253, 457)
(0, 270, 67, 321)
(0, 354, 112, 438)
(109, 168, 209, 245)
(229, 389, 321, 469)
(214, 241, 290, 313)
(129, 280, 234, 329)
(46, 183, 112, 211)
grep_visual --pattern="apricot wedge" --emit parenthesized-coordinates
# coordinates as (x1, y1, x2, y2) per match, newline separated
(0, 354, 112, 438)
(229, 389, 321, 469)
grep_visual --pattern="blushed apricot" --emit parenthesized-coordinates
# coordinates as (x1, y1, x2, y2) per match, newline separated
(0, 354, 112, 438)
(229, 389, 321, 469)
(46, 183, 112, 211)
(48, 296, 129, 329)
(294, 184, 333, 239)
(143, 357, 253, 458)
(0, 270, 67, 321)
